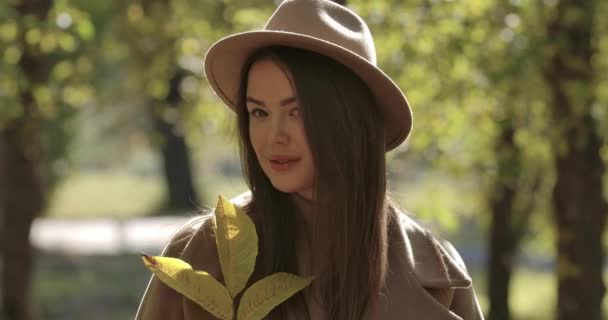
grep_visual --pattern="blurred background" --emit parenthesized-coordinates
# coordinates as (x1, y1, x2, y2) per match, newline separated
(0, 0, 607, 319)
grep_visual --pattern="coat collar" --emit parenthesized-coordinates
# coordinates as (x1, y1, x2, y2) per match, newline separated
(370, 211, 472, 319)
(392, 212, 472, 289)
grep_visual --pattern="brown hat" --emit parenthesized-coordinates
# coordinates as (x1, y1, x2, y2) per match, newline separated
(204, 0, 413, 150)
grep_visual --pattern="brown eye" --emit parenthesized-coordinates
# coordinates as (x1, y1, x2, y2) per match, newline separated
(250, 109, 268, 117)
(289, 107, 300, 117)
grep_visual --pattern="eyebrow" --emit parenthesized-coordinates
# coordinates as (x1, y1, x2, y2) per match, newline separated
(246, 96, 297, 107)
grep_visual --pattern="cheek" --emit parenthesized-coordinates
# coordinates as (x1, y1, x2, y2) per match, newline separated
(303, 158, 315, 181)
(249, 123, 263, 154)
(296, 129, 315, 179)
(295, 126, 312, 156)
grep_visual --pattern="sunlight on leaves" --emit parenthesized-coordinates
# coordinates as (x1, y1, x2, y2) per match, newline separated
(214, 195, 258, 298)
(238, 273, 314, 320)
(142, 195, 313, 320)
(142, 255, 234, 320)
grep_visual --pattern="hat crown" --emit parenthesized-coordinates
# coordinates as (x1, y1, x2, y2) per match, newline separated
(204, 0, 412, 150)
(264, 0, 377, 65)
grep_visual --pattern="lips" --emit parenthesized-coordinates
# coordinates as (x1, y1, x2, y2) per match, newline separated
(268, 155, 300, 172)
(270, 155, 299, 162)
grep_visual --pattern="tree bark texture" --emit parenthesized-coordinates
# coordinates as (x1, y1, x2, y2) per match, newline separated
(152, 70, 199, 211)
(544, 0, 607, 319)
(0, 117, 45, 320)
(0, 1, 53, 319)
(488, 121, 518, 320)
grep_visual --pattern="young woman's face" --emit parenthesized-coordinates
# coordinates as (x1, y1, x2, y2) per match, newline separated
(246, 58, 315, 200)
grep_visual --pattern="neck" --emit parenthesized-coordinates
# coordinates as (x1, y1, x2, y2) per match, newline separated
(290, 192, 316, 226)
(290, 192, 320, 275)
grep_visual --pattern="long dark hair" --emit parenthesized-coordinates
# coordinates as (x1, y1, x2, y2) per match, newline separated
(236, 46, 390, 319)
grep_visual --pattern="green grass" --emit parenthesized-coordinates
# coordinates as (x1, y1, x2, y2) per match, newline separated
(45, 170, 248, 218)
(471, 269, 554, 319)
(46, 171, 165, 218)
(33, 253, 150, 320)
(470, 269, 608, 319)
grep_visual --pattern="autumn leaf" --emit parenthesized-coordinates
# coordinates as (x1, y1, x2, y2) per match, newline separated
(141, 194, 313, 320)
(213, 194, 258, 298)
(141, 254, 234, 320)
(237, 273, 314, 320)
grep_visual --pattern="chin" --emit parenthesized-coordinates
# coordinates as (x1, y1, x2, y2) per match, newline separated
(270, 180, 305, 194)
(271, 183, 298, 194)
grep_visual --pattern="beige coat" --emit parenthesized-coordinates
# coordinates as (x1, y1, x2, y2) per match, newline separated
(134, 194, 484, 320)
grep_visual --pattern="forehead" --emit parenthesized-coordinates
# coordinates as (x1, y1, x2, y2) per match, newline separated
(246, 58, 295, 99)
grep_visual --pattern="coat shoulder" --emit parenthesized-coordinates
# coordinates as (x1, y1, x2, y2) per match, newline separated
(392, 209, 472, 289)
(161, 191, 252, 258)
(159, 215, 209, 258)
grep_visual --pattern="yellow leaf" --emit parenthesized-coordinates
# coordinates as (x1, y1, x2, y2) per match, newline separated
(237, 273, 314, 320)
(141, 254, 233, 320)
(214, 195, 258, 298)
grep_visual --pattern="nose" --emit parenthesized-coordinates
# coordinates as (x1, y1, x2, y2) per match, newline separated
(268, 115, 289, 145)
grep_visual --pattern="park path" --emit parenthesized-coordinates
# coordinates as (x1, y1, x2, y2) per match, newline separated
(30, 216, 192, 255)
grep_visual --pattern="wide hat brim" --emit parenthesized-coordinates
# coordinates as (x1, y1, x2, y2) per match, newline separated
(204, 30, 413, 151)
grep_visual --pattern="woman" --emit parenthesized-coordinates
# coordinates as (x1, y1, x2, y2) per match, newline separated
(135, 0, 484, 319)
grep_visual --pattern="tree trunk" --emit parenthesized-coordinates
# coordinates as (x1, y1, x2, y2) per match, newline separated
(0, 119, 45, 320)
(488, 189, 515, 320)
(487, 121, 518, 320)
(544, 0, 607, 319)
(123, 0, 200, 212)
(551, 119, 606, 320)
(553, 128, 606, 320)
(0, 204, 2, 316)
(152, 70, 199, 211)
(0, 2, 53, 319)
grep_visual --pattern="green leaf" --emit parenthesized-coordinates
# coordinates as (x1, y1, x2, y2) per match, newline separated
(214, 195, 258, 298)
(140, 195, 313, 320)
(237, 273, 314, 320)
(76, 19, 95, 41)
(141, 254, 234, 320)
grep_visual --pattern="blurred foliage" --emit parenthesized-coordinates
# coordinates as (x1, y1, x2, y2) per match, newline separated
(0, 1, 92, 188)
(348, 0, 607, 253)
(2, 0, 606, 246)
